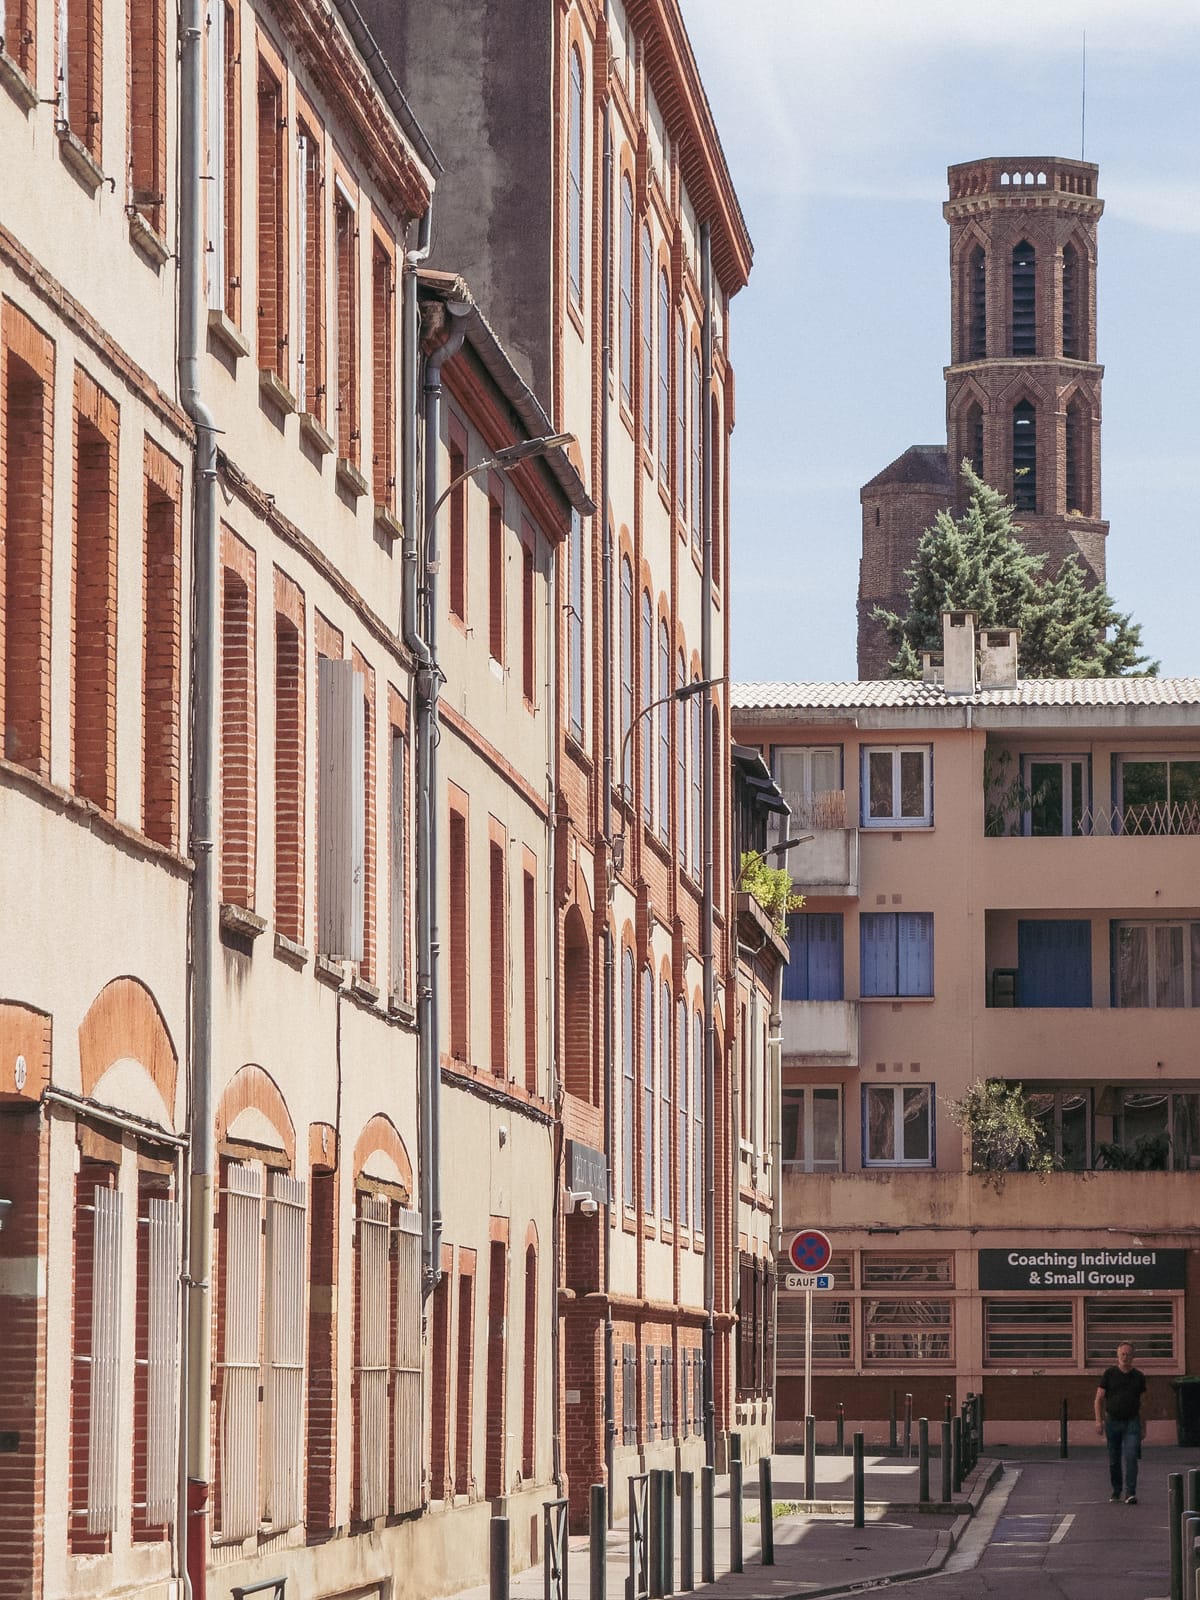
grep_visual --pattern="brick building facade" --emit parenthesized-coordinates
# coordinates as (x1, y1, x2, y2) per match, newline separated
(858, 157, 1108, 677)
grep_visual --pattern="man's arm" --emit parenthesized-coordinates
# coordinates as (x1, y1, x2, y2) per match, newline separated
(1094, 1383, 1106, 1434)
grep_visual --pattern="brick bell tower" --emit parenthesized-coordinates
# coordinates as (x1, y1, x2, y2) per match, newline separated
(858, 156, 1108, 677)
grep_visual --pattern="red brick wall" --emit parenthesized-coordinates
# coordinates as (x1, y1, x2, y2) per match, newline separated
(484, 1236, 508, 1498)
(219, 527, 257, 908)
(142, 440, 182, 849)
(371, 235, 395, 507)
(305, 1165, 337, 1532)
(255, 51, 287, 381)
(72, 368, 119, 812)
(127, 0, 166, 232)
(64, 0, 103, 158)
(273, 571, 305, 942)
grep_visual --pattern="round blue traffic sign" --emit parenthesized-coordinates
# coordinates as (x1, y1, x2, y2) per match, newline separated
(788, 1228, 832, 1274)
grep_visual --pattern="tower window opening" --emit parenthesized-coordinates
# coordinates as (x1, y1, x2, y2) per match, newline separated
(1065, 396, 1087, 515)
(1012, 400, 1036, 511)
(1062, 243, 1080, 359)
(1011, 241, 1036, 356)
(967, 402, 984, 479)
(968, 246, 986, 359)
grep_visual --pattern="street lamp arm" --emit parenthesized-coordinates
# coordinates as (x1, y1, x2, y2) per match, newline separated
(422, 432, 574, 560)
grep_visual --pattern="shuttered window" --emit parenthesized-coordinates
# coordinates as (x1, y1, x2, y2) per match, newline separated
(217, 1162, 263, 1540)
(134, 1178, 179, 1534)
(71, 1167, 123, 1546)
(860, 912, 933, 997)
(317, 657, 366, 961)
(784, 914, 844, 1001)
(1016, 919, 1091, 1007)
(262, 1172, 306, 1530)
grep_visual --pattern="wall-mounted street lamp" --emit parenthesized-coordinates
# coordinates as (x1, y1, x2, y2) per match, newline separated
(422, 431, 575, 571)
(609, 675, 722, 894)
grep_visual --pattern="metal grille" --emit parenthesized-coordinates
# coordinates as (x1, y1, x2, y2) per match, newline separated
(144, 1192, 180, 1526)
(861, 1253, 954, 1286)
(392, 1208, 423, 1514)
(262, 1172, 306, 1530)
(357, 1194, 391, 1521)
(219, 1163, 263, 1540)
(87, 1184, 123, 1535)
(984, 1298, 1074, 1364)
(1085, 1298, 1175, 1365)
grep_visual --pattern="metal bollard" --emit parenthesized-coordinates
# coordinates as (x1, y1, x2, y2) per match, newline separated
(941, 1420, 952, 1504)
(1184, 1514, 1200, 1600)
(852, 1431, 865, 1529)
(918, 1418, 930, 1504)
(804, 1414, 816, 1501)
(904, 1393, 913, 1458)
(889, 1390, 898, 1451)
(759, 1456, 775, 1567)
(730, 1453, 744, 1574)
(730, 1430, 742, 1462)
(952, 1415, 962, 1493)
(648, 1470, 664, 1600)
(1189, 1467, 1200, 1516)
(964, 1393, 975, 1473)
(701, 1465, 715, 1585)
(490, 1516, 510, 1600)
(944, 1393, 953, 1424)
(976, 1391, 985, 1452)
(590, 1485, 607, 1600)
(836, 1401, 846, 1455)
(679, 1471, 694, 1594)
(662, 1471, 675, 1597)
(1169, 1473, 1183, 1600)
(1059, 1398, 1069, 1459)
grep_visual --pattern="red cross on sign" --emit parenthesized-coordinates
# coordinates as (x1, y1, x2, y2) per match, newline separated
(788, 1229, 832, 1274)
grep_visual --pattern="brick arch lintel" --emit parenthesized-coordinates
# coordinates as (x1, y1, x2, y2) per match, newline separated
(215, 1062, 296, 1167)
(352, 1112, 413, 1199)
(78, 976, 179, 1125)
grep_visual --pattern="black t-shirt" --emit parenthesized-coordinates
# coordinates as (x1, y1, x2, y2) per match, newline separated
(1099, 1365, 1147, 1421)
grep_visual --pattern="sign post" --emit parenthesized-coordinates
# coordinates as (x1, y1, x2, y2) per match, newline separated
(788, 1229, 833, 1425)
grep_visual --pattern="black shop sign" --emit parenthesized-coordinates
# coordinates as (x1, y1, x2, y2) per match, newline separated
(979, 1247, 1187, 1293)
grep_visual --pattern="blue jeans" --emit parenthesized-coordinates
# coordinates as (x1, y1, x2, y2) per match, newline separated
(1106, 1417, 1141, 1496)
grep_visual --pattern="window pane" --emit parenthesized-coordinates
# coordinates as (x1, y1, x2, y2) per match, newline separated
(1173, 1093, 1200, 1169)
(984, 1298, 1074, 1363)
(781, 1091, 803, 1164)
(899, 750, 926, 818)
(1029, 761, 1064, 836)
(1115, 924, 1149, 1007)
(865, 1086, 895, 1161)
(868, 751, 894, 819)
(1122, 761, 1166, 826)
(1170, 761, 1200, 813)
(902, 1085, 931, 1161)
(863, 1299, 951, 1362)
(777, 1291, 852, 1368)
(812, 1088, 841, 1170)
(1156, 925, 1185, 1007)
(1060, 1092, 1090, 1170)
(1085, 1298, 1174, 1365)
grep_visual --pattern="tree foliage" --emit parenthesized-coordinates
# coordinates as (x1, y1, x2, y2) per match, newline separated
(738, 851, 804, 935)
(945, 1079, 1054, 1186)
(873, 463, 1157, 679)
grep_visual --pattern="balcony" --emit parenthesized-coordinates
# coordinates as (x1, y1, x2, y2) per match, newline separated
(781, 999, 859, 1065)
(786, 828, 859, 897)
(974, 1004, 1199, 1078)
(978, 835, 1197, 910)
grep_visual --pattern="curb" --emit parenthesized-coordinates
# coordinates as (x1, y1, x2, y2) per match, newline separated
(765, 1458, 1004, 1600)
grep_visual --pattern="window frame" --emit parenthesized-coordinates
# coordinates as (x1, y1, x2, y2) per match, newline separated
(862, 1083, 934, 1168)
(861, 744, 932, 829)
(859, 911, 933, 999)
(781, 1084, 842, 1172)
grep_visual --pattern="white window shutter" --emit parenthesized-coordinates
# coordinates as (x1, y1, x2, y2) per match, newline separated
(205, 1, 225, 311)
(262, 1172, 306, 1530)
(318, 657, 365, 961)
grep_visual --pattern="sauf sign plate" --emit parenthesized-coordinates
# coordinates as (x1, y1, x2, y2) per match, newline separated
(979, 1248, 1186, 1292)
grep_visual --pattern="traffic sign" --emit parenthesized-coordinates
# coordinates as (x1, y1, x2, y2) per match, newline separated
(788, 1228, 832, 1274)
(784, 1272, 833, 1292)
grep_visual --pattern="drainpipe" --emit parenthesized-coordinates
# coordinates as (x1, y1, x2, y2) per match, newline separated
(417, 298, 468, 1294)
(768, 955, 784, 1447)
(400, 209, 443, 1294)
(600, 93, 617, 1515)
(179, 3, 219, 1596)
(700, 221, 716, 1469)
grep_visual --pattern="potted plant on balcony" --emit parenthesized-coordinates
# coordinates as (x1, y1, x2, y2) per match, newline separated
(946, 1078, 1055, 1188)
(737, 851, 804, 936)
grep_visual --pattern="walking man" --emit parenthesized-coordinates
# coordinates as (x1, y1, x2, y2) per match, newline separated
(1095, 1340, 1147, 1504)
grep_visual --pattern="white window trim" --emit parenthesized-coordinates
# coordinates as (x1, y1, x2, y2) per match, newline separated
(782, 1084, 843, 1173)
(862, 1083, 933, 1168)
(861, 744, 932, 829)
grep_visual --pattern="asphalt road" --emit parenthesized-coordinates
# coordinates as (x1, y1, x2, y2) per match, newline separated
(888, 1451, 1179, 1600)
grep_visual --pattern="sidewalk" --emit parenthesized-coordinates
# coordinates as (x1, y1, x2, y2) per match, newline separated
(445, 1451, 1000, 1600)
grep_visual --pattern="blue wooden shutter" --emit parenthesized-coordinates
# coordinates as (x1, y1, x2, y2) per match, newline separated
(860, 914, 897, 997)
(1017, 919, 1092, 1007)
(898, 913, 934, 996)
(808, 914, 844, 1000)
(784, 917, 810, 1001)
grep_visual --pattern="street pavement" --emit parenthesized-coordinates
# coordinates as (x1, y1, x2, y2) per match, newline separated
(444, 1446, 1199, 1600)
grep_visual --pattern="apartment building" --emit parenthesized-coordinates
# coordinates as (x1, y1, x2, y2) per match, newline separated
(734, 612, 1200, 1445)
(0, 1, 589, 1598)
(355, 0, 756, 1520)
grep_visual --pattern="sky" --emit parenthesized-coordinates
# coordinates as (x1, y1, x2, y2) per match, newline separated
(683, 0, 1200, 683)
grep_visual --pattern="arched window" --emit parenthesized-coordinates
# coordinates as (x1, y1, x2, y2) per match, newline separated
(567, 48, 585, 307)
(966, 401, 984, 479)
(658, 273, 671, 483)
(711, 395, 722, 575)
(660, 979, 672, 1223)
(676, 650, 687, 867)
(620, 556, 633, 795)
(676, 317, 687, 523)
(690, 349, 702, 547)
(677, 997, 689, 1229)
(658, 622, 670, 840)
(641, 590, 654, 826)
(619, 176, 634, 404)
(968, 245, 986, 359)
(641, 228, 653, 446)
(622, 947, 635, 1206)
(642, 967, 654, 1215)
(1013, 399, 1036, 510)
(1066, 394, 1088, 514)
(1011, 241, 1036, 356)
(521, 1244, 537, 1478)
(1062, 242, 1080, 359)
(692, 1009, 703, 1228)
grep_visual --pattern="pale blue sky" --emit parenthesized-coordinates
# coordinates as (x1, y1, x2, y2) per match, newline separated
(684, 0, 1200, 681)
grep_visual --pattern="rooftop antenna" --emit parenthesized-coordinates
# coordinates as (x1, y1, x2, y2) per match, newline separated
(1081, 29, 1087, 160)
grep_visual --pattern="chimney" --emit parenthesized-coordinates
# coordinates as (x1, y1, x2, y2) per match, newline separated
(941, 610, 977, 695)
(980, 627, 1020, 689)
(920, 651, 944, 686)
